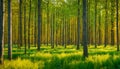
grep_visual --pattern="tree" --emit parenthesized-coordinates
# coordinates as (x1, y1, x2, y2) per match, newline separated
(94, 0, 97, 48)
(62, 15, 65, 47)
(104, 0, 108, 47)
(8, 0, 12, 60)
(116, 0, 119, 51)
(98, 9, 101, 45)
(34, 5, 37, 47)
(0, 0, 4, 64)
(82, 0, 88, 57)
(24, 0, 27, 54)
(38, 0, 42, 50)
(51, 12, 55, 49)
(77, 0, 80, 50)
(28, 0, 31, 49)
(19, 0, 22, 48)
(46, 0, 49, 46)
(111, 0, 115, 46)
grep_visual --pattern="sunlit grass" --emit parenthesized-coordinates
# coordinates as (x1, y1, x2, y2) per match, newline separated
(1, 45, 120, 69)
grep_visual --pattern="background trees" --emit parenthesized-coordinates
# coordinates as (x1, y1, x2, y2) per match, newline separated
(0, 0, 119, 60)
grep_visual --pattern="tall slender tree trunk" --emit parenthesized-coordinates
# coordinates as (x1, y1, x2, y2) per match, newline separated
(94, 0, 97, 48)
(28, 0, 31, 49)
(38, 0, 42, 50)
(8, 0, 12, 60)
(104, 0, 108, 47)
(87, 0, 90, 45)
(116, 0, 119, 51)
(67, 19, 70, 45)
(62, 16, 65, 46)
(83, 0, 88, 57)
(0, 0, 4, 64)
(111, 0, 115, 46)
(98, 11, 101, 45)
(46, 0, 49, 46)
(34, 6, 37, 47)
(51, 13, 55, 49)
(55, 11, 58, 47)
(64, 17, 67, 48)
(19, 0, 22, 47)
(77, 0, 80, 50)
(24, 0, 27, 54)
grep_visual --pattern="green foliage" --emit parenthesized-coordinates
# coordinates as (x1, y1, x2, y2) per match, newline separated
(1, 46, 120, 69)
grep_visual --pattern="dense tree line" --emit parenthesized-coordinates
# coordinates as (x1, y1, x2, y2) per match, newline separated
(0, 0, 119, 64)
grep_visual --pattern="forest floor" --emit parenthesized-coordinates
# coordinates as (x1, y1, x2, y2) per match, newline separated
(1, 45, 120, 69)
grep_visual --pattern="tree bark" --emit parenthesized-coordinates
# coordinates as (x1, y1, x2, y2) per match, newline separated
(38, 0, 42, 50)
(116, 0, 119, 51)
(83, 0, 88, 57)
(104, 0, 108, 47)
(19, 0, 22, 47)
(111, 0, 115, 46)
(8, 0, 12, 60)
(77, 0, 80, 50)
(24, 0, 27, 54)
(94, 0, 97, 48)
(0, 0, 4, 64)
(28, 0, 31, 49)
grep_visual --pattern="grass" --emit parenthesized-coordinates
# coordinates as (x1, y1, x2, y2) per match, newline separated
(1, 45, 120, 69)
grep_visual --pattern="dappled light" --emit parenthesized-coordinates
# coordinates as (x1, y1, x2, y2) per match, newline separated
(0, 0, 120, 69)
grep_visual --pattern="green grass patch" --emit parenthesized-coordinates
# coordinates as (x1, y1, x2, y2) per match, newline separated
(1, 45, 120, 69)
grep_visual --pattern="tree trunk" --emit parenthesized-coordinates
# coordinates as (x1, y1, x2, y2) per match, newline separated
(104, 0, 108, 47)
(82, 0, 88, 57)
(28, 0, 31, 49)
(24, 0, 27, 54)
(62, 16, 65, 46)
(98, 11, 101, 45)
(94, 0, 97, 48)
(116, 0, 119, 51)
(46, 0, 49, 46)
(111, 0, 115, 46)
(77, 0, 80, 50)
(8, 0, 12, 60)
(51, 13, 54, 49)
(19, 0, 22, 47)
(38, 0, 42, 50)
(34, 6, 37, 47)
(0, 0, 4, 64)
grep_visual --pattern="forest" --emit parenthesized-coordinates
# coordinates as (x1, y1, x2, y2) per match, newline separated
(0, 0, 120, 69)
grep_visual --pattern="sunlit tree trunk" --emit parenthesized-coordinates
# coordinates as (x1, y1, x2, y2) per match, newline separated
(83, 0, 88, 57)
(8, 0, 12, 60)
